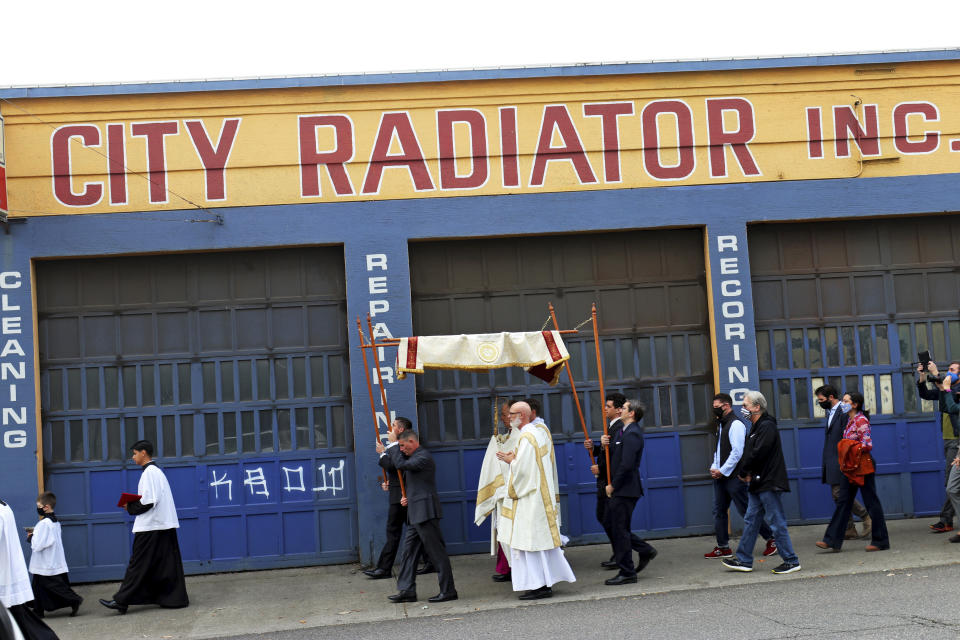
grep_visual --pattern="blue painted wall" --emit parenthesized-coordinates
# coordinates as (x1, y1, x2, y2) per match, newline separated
(2, 172, 958, 574)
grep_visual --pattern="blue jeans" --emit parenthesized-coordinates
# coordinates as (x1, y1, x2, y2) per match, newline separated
(735, 490, 799, 566)
(713, 475, 773, 547)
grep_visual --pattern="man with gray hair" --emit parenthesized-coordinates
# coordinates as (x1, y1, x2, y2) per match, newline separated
(720, 391, 801, 575)
(495, 401, 575, 599)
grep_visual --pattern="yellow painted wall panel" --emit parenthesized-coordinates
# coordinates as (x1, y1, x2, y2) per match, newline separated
(3, 60, 959, 216)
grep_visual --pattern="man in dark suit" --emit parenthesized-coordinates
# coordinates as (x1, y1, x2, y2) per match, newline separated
(376, 429, 457, 603)
(583, 392, 626, 569)
(364, 417, 433, 579)
(602, 399, 657, 585)
(815, 385, 868, 538)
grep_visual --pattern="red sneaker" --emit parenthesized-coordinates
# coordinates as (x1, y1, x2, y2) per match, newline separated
(762, 539, 778, 557)
(930, 522, 954, 533)
(704, 546, 733, 559)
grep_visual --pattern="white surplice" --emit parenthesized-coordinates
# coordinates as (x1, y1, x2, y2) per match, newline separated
(498, 423, 575, 591)
(0, 502, 34, 608)
(133, 463, 179, 533)
(28, 518, 68, 577)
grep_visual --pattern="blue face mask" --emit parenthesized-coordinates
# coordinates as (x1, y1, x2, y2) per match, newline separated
(839, 402, 852, 414)
(740, 407, 752, 420)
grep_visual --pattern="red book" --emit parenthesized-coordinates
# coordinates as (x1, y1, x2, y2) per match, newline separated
(117, 493, 142, 508)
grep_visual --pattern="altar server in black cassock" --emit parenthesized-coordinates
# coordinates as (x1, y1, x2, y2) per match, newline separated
(99, 440, 188, 614)
(28, 492, 82, 617)
(0, 499, 59, 639)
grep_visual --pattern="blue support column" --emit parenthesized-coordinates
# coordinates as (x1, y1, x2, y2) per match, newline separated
(344, 236, 418, 566)
(704, 224, 760, 403)
(0, 239, 42, 557)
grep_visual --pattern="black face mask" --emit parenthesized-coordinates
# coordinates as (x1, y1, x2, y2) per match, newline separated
(818, 400, 832, 411)
(712, 407, 725, 418)
(37, 507, 46, 516)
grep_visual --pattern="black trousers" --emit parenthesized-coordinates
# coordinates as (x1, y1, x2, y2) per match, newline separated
(375, 502, 430, 572)
(823, 472, 890, 550)
(395, 518, 455, 595)
(375, 502, 406, 571)
(596, 487, 615, 553)
(605, 495, 656, 577)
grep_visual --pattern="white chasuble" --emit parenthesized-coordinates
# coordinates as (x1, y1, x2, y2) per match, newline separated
(498, 423, 574, 590)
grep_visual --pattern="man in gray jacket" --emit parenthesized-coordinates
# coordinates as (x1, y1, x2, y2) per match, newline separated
(377, 429, 457, 603)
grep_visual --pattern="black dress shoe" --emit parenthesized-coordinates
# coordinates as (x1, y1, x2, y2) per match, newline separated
(427, 592, 458, 603)
(600, 559, 618, 569)
(387, 592, 417, 603)
(604, 574, 638, 585)
(492, 572, 511, 582)
(363, 568, 391, 579)
(416, 564, 437, 575)
(98, 599, 128, 614)
(70, 597, 83, 617)
(518, 586, 553, 600)
(636, 548, 658, 572)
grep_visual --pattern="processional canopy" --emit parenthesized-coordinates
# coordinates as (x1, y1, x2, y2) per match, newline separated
(395, 330, 570, 385)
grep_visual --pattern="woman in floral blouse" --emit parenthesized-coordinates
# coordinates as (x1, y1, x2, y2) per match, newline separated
(816, 392, 890, 552)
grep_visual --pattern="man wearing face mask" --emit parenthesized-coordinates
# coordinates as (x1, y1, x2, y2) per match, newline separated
(814, 385, 869, 539)
(721, 391, 801, 575)
(705, 394, 777, 560)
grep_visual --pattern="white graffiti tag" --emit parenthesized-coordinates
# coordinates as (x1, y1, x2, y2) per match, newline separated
(210, 470, 233, 501)
(313, 460, 345, 496)
(243, 467, 270, 498)
(281, 466, 306, 492)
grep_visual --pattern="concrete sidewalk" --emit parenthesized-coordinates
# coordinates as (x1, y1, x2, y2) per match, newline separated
(46, 519, 960, 639)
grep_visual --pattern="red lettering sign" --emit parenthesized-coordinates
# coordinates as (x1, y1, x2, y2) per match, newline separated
(299, 115, 355, 197)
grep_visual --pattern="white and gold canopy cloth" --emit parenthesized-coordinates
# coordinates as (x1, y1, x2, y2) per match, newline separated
(396, 331, 570, 385)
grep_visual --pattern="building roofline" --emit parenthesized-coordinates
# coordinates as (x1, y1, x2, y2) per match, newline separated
(1, 48, 959, 100)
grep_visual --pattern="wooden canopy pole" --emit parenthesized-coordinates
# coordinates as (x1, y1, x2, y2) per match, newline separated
(367, 313, 405, 498)
(549, 303, 594, 465)
(592, 303, 611, 486)
(357, 318, 387, 485)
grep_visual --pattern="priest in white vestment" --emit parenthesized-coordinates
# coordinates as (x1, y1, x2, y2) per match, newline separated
(474, 402, 521, 582)
(496, 402, 575, 600)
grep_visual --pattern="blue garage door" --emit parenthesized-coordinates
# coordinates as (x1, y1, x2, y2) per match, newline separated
(749, 216, 959, 522)
(409, 230, 715, 553)
(36, 248, 356, 582)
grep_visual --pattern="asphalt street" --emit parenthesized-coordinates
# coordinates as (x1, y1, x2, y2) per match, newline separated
(44, 519, 960, 639)
(224, 564, 960, 640)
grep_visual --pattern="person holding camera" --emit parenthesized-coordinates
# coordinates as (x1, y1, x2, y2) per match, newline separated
(916, 359, 960, 533)
(936, 378, 960, 543)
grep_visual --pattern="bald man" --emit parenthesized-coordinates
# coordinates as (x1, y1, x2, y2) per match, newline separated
(495, 402, 575, 600)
